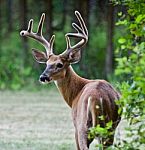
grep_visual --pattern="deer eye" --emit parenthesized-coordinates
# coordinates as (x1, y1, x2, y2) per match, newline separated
(56, 63, 63, 68)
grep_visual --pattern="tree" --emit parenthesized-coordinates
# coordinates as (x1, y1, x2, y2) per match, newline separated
(105, 3, 115, 77)
(44, 0, 53, 39)
(19, 0, 29, 66)
(74, 0, 90, 76)
(0, 0, 2, 39)
(6, 0, 13, 32)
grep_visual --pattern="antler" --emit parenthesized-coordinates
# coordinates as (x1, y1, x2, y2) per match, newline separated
(20, 13, 55, 57)
(61, 11, 88, 57)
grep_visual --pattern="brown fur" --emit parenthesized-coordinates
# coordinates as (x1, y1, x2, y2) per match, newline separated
(55, 66, 120, 150)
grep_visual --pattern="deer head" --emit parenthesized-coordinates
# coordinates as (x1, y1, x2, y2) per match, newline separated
(20, 11, 88, 83)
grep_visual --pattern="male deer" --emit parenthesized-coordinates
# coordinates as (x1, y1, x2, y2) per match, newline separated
(20, 11, 120, 150)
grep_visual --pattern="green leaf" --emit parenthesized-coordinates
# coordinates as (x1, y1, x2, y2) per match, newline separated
(136, 14, 145, 23)
(106, 121, 113, 129)
(118, 12, 122, 16)
(121, 45, 126, 49)
(116, 19, 128, 26)
(118, 38, 126, 44)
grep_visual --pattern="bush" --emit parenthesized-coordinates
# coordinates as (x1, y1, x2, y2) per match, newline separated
(89, 0, 145, 149)
(114, 0, 145, 149)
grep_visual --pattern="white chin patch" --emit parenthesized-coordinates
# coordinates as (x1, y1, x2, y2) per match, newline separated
(40, 81, 48, 84)
(39, 80, 48, 84)
(39, 80, 53, 84)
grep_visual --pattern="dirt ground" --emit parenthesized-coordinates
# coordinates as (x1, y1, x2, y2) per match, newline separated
(0, 89, 97, 150)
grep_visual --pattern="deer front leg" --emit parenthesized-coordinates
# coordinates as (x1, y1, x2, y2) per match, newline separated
(75, 130, 80, 150)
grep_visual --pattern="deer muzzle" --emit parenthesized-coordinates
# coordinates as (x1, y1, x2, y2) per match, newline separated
(39, 74, 52, 83)
(39, 65, 54, 83)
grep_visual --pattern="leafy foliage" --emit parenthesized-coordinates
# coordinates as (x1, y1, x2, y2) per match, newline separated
(88, 0, 145, 149)
(89, 120, 114, 149)
(114, 0, 145, 149)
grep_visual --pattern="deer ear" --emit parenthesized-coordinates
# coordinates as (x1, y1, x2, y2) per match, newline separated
(32, 49, 47, 63)
(68, 50, 81, 64)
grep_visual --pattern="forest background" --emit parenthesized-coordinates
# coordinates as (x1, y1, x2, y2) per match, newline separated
(0, 0, 122, 90)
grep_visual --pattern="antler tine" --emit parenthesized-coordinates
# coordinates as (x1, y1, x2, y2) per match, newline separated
(72, 23, 84, 33)
(20, 13, 54, 57)
(27, 19, 33, 33)
(75, 11, 88, 36)
(37, 13, 45, 36)
(65, 35, 71, 49)
(69, 11, 88, 47)
(60, 11, 88, 58)
(49, 35, 55, 54)
(66, 33, 86, 49)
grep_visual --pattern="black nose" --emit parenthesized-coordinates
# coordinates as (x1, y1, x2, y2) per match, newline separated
(39, 74, 51, 82)
(39, 75, 46, 82)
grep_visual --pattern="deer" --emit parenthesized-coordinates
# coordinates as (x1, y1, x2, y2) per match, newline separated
(20, 11, 120, 150)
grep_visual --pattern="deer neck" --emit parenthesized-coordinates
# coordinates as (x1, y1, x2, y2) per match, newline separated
(54, 66, 89, 107)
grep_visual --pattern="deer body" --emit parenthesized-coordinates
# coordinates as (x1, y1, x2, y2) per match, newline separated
(20, 11, 120, 150)
(55, 66, 120, 149)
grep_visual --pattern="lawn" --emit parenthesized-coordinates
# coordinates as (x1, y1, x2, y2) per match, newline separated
(0, 89, 97, 150)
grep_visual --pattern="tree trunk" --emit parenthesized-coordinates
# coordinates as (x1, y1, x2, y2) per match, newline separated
(19, 0, 29, 66)
(0, 0, 2, 40)
(61, 0, 67, 31)
(7, 0, 13, 32)
(96, 0, 107, 24)
(74, 0, 89, 77)
(75, 0, 89, 28)
(105, 3, 114, 78)
(0, 0, 3, 47)
(44, 0, 53, 40)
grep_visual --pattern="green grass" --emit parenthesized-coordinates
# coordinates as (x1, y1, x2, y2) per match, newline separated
(0, 89, 76, 150)
(0, 89, 98, 150)
(0, 89, 144, 150)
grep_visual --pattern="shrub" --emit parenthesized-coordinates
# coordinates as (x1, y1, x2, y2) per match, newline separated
(89, 0, 145, 149)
